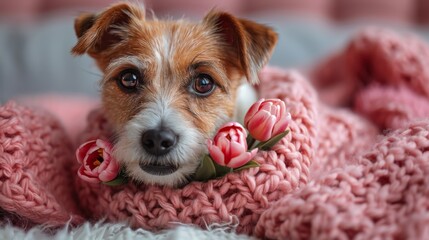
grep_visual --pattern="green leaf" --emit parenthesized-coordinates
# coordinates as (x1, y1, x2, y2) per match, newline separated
(193, 155, 217, 182)
(255, 130, 290, 151)
(246, 134, 256, 149)
(233, 160, 260, 172)
(213, 160, 233, 177)
(102, 176, 128, 186)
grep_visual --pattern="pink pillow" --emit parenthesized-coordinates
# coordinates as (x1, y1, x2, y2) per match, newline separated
(335, 0, 415, 24)
(149, 0, 244, 17)
(246, 0, 332, 19)
(0, 0, 41, 22)
(43, 0, 117, 13)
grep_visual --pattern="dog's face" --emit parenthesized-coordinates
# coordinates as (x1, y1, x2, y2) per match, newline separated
(72, 2, 277, 187)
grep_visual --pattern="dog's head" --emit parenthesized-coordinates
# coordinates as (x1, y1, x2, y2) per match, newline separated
(72, 2, 277, 187)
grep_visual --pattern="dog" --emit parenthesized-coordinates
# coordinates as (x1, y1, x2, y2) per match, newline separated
(71, 2, 277, 187)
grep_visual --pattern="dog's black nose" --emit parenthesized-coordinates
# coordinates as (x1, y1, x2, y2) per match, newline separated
(141, 128, 177, 156)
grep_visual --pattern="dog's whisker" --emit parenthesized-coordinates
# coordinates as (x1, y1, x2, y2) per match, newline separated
(81, 68, 103, 78)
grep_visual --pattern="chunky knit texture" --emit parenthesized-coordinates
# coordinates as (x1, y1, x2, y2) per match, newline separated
(1, 28, 429, 239)
(70, 67, 378, 236)
(255, 121, 429, 239)
(255, 28, 429, 239)
(0, 103, 82, 227)
(313, 27, 429, 129)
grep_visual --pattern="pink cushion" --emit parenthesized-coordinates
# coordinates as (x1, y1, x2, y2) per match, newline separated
(150, 0, 244, 17)
(246, 0, 332, 19)
(0, 0, 41, 22)
(417, 0, 429, 24)
(2, 0, 429, 25)
(43, 0, 117, 13)
(335, 0, 416, 24)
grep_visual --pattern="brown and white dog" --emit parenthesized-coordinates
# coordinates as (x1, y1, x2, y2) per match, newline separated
(72, 2, 277, 187)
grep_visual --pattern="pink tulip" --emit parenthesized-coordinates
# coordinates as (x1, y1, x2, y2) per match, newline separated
(244, 98, 291, 142)
(76, 139, 120, 183)
(207, 122, 258, 168)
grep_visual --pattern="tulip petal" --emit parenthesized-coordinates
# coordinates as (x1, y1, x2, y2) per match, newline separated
(210, 122, 248, 167)
(277, 101, 287, 119)
(82, 155, 93, 171)
(83, 168, 97, 177)
(272, 121, 288, 137)
(97, 148, 112, 172)
(227, 153, 250, 168)
(99, 159, 120, 182)
(206, 139, 213, 148)
(248, 111, 276, 141)
(229, 132, 239, 142)
(230, 140, 246, 158)
(248, 110, 269, 128)
(84, 150, 103, 171)
(218, 136, 230, 154)
(76, 138, 121, 183)
(208, 144, 226, 166)
(237, 133, 247, 146)
(96, 139, 113, 154)
(97, 157, 109, 173)
(217, 122, 240, 133)
(249, 148, 258, 157)
(222, 122, 243, 133)
(227, 148, 258, 168)
(78, 166, 101, 183)
(224, 141, 232, 162)
(271, 104, 277, 116)
(76, 140, 96, 163)
(244, 99, 264, 127)
(272, 112, 291, 136)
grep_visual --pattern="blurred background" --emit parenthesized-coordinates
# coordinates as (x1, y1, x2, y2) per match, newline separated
(1, 0, 429, 103)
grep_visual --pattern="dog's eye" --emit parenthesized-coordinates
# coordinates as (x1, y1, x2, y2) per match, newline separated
(192, 74, 215, 96)
(117, 69, 141, 91)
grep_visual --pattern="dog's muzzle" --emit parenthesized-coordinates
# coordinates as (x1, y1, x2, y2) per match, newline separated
(140, 127, 179, 175)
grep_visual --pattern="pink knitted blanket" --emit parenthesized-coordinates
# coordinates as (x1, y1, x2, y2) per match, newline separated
(2, 28, 429, 239)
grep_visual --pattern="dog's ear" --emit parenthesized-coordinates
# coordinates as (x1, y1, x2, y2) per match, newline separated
(203, 11, 278, 84)
(71, 2, 144, 56)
